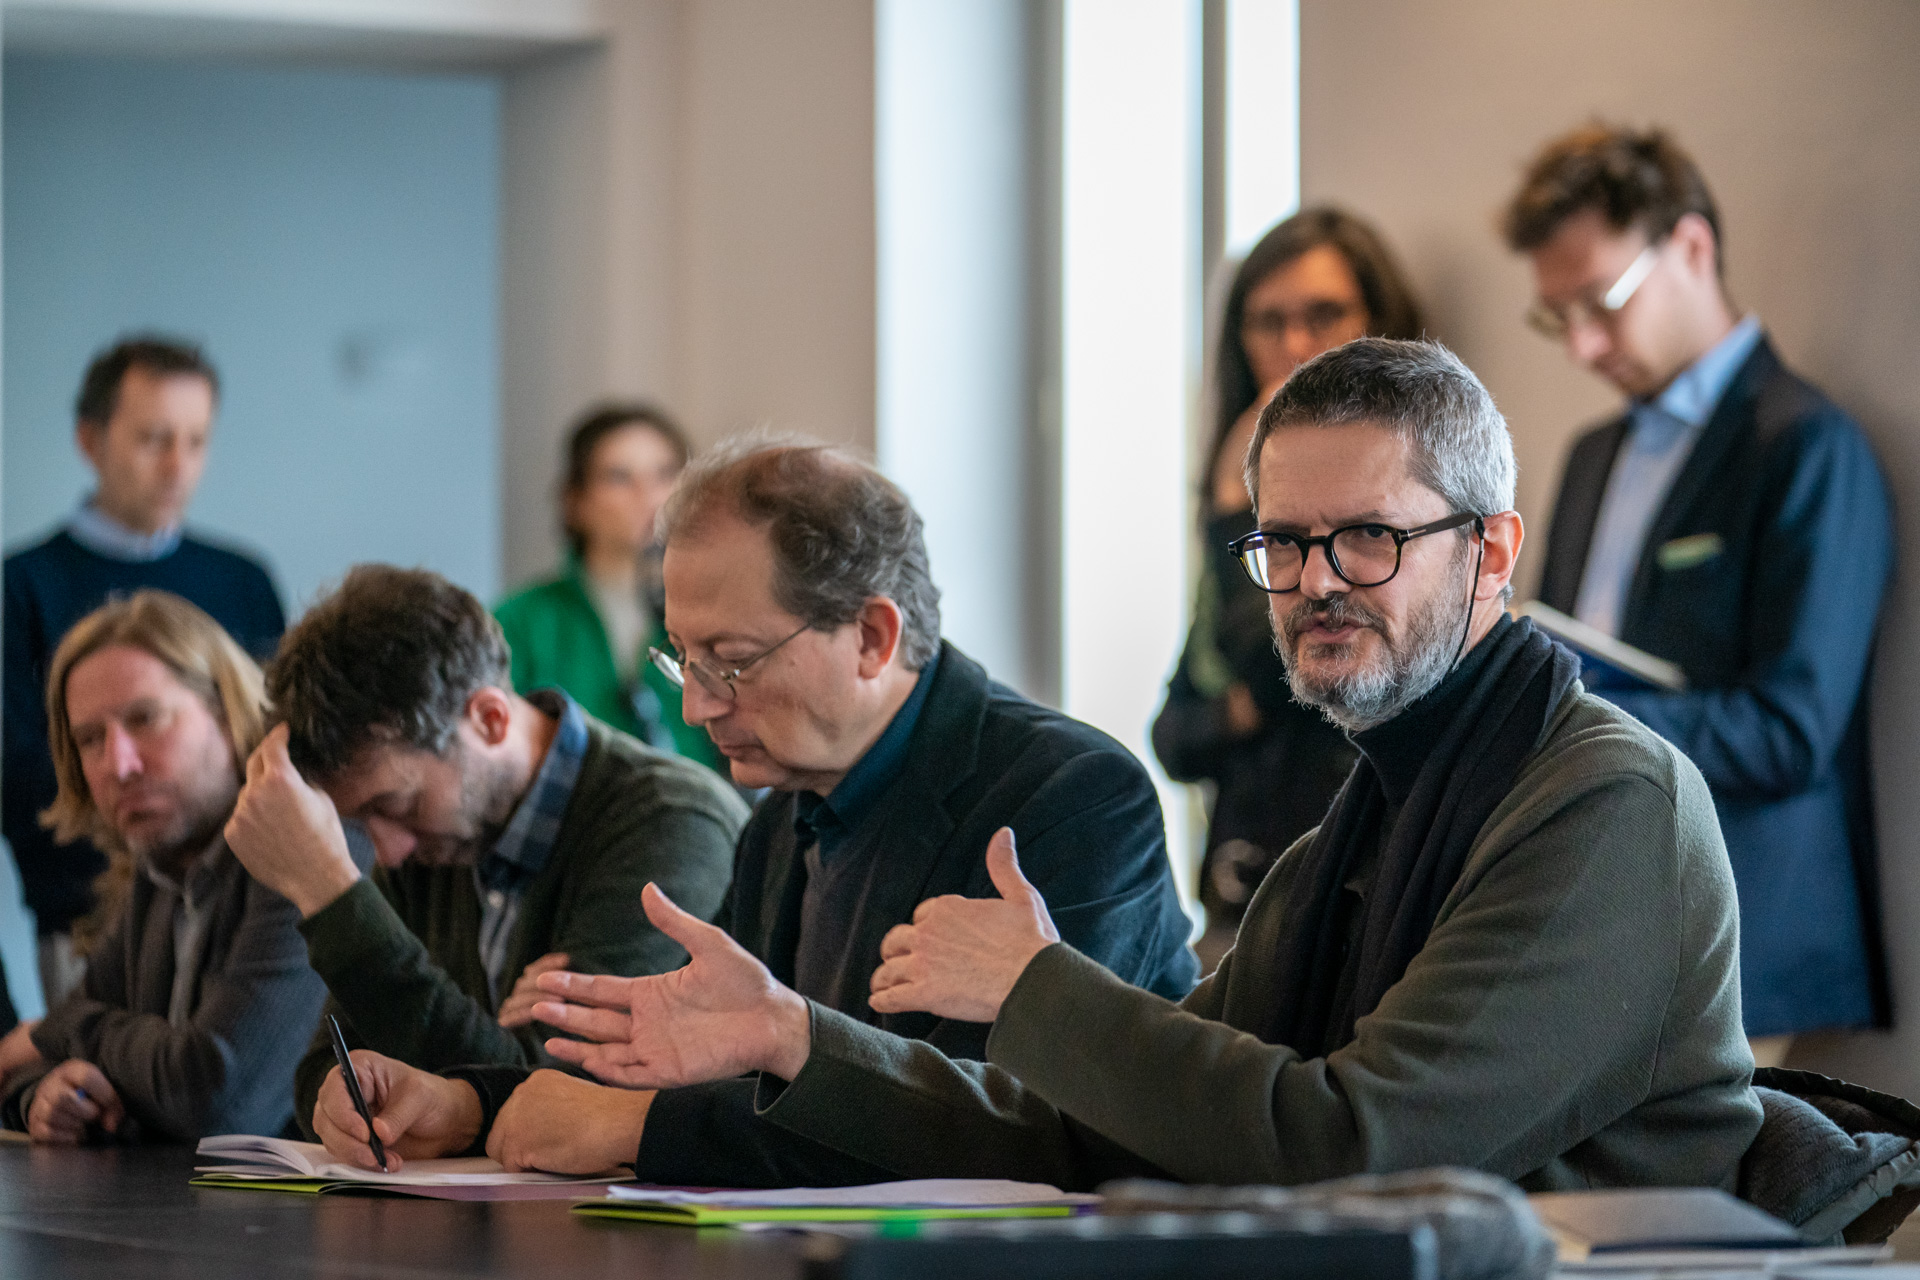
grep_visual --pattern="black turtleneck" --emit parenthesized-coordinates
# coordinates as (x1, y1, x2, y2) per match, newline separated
(1351, 613, 1515, 808)
(1324, 615, 1516, 1016)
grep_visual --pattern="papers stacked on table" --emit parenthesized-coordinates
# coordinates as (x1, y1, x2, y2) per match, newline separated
(194, 1135, 629, 1200)
(573, 1178, 1098, 1226)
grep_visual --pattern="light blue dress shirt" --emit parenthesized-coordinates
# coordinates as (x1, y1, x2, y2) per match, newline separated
(1572, 315, 1765, 638)
(65, 497, 183, 562)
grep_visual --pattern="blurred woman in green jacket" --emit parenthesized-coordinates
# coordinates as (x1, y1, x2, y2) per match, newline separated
(495, 404, 723, 774)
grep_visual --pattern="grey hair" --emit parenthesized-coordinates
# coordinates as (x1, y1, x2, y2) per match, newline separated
(659, 433, 943, 669)
(1246, 338, 1517, 519)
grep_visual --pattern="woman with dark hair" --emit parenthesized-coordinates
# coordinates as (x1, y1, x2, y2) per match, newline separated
(1153, 207, 1426, 967)
(494, 404, 722, 772)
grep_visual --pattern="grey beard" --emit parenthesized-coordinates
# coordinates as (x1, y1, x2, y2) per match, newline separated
(1278, 561, 1468, 735)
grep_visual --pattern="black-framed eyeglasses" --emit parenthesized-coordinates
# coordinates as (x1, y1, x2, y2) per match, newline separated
(647, 623, 809, 703)
(1229, 512, 1484, 593)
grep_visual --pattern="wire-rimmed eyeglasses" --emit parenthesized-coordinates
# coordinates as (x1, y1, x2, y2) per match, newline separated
(1524, 241, 1660, 340)
(1229, 513, 1484, 594)
(647, 623, 809, 703)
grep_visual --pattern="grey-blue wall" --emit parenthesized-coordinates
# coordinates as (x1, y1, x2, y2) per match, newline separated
(0, 53, 502, 1016)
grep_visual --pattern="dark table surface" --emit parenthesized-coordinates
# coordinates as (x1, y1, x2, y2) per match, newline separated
(0, 1142, 805, 1278)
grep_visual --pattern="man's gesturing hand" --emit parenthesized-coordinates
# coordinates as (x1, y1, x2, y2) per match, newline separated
(224, 724, 361, 918)
(868, 828, 1060, 1023)
(313, 1050, 482, 1172)
(531, 883, 813, 1086)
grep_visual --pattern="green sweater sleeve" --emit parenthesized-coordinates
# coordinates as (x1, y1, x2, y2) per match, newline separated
(292, 732, 745, 1136)
(292, 877, 528, 1134)
(763, 729, 1758, 1192)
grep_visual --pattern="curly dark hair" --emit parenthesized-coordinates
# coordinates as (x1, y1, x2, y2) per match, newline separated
(660, 438, 942, 669)
(1208, 207, 1425, 516)
(268, 565, 511, 779)
(1502, 122, 1723, 275)
(76, 335, 220, 426)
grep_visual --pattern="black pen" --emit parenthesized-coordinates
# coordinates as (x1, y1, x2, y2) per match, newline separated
(326, 1014, 388, 1172)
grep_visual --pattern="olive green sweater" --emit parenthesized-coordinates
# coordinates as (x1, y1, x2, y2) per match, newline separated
(292, 718, 747, 1135)
(758, 687, 1764, 1191)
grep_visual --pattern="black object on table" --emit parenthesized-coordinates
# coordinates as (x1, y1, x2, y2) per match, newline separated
(799, 1214, 1437, 1280)
(0, 1143, 802, 1278)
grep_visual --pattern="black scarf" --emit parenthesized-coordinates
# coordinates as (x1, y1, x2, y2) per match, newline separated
(1260, 614, 1580, 1059)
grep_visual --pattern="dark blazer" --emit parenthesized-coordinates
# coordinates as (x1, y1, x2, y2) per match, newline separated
(3, 843, 328, 1140)
(1539, 336, 1893, 1036)
(454, 641, 1199, 1187)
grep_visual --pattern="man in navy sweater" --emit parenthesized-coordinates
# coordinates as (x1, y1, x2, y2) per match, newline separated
(3, 337, 284, 1023)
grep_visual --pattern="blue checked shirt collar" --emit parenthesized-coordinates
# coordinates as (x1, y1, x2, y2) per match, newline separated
(480, 688, 588, 894)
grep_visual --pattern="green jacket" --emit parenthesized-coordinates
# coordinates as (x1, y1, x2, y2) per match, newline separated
(292, 717, 747, 1135)
(495, 568, 723, 772)
(757, 687, 1764, 1192)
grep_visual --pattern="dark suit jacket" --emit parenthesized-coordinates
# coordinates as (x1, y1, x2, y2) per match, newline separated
(1539, 336, 1893, 1036)
(453, 640, 1199, 1186)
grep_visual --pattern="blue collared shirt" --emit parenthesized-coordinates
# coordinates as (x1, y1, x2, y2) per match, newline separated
(66, 498, 183, 562)
(474, 688, 589, 994)
(1573, 315, 1765, 637)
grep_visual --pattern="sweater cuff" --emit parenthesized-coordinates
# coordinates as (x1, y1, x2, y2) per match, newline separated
(438, 1064, 534, 1157)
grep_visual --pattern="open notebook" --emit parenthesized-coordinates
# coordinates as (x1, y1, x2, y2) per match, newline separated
(574, 1178, 1099, 1226)
(194, 1135, 630, 1200)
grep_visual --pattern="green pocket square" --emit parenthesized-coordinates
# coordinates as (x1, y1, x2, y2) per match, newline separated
(1657, 532, 1725, 571)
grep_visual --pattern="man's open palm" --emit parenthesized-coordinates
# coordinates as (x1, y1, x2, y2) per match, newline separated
(532, 883, 812, 1087)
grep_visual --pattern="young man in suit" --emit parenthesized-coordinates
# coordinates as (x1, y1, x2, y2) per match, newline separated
(307, 441, 1199, 1184)
(4, 337, 285, 1017)
(1507, 124, 1895, 1062)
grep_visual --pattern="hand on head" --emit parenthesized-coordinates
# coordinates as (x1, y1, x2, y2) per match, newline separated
(487, 1070, 651, 1174)
(27, 1060, 122, 1145)
(868, 828, 1060, 1023)
(498, 953, 571, 1029)
(531, 883, 813, 1086)
(224, 724, 362, 918)
(313, 1050, 481, 1172)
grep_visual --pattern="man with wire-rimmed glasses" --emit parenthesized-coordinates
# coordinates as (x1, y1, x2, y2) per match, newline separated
(1509, 123, 1895, 1065)
(308, 439, 1197, 1185)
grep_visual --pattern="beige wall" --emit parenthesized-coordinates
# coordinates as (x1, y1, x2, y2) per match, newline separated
(1300, 0, 1920, 1094)
(500, 0, 876, 588)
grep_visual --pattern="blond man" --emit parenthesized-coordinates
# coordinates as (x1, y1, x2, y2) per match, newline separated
(0, 591, 349, 1141)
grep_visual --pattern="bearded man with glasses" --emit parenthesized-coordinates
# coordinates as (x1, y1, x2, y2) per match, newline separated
(506, 340, 1762, 1194)
(308, 440, 1197, 1184)
(1510, 124, 1895, 1066)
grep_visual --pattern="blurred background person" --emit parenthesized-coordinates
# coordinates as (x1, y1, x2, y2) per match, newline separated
(495, 404, 722, 776)
(4, 336, 284, 1018)
(1511, 124, 1894, 1065)
(1153, 207, 1426, 969)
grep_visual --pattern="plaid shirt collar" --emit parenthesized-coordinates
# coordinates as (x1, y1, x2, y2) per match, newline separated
(479, 689, 588, 893)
